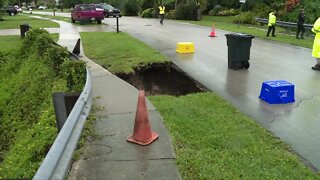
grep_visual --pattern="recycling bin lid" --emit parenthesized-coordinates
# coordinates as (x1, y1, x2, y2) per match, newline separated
(225, 33, 254, 39)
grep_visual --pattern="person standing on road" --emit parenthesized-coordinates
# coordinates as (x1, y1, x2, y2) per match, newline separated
(311, 17, 320, 70)
(266, 11, 277, 37)
(159, 3, 165, 25)
(296, 9, 306, 39)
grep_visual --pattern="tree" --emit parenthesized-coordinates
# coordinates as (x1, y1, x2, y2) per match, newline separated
(0, 0, 6, 20)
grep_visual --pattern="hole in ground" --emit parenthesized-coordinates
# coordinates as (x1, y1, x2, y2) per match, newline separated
(116, 62, 208, 96)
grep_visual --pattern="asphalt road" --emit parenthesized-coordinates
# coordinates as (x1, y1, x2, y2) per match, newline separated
(103, 16, 320, 171)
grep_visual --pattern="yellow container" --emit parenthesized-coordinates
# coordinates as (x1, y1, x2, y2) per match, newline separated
(176, 42, 195, 54)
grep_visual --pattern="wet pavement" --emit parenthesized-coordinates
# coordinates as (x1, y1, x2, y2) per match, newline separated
(102, 16, 320, 171)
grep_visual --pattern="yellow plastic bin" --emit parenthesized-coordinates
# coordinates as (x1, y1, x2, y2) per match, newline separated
(176, 42, 195, 54)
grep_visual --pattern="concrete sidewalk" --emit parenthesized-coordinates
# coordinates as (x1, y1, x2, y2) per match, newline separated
(47, 18, 181, 179)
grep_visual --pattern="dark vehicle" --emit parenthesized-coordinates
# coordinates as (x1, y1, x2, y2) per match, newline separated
(6, 6, 18, 16)
(95, 3, 121, 18)
(71, 4, 104, 24)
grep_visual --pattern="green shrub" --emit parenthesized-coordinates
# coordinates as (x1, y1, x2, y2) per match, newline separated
(44, 45, 69, 75)
(175, 0, 200, 20)
(61, 60, 86, 92)
(0, 51, 12, 70)
(253, 5, 272, 19)
(217, 8, 239, 16)
(141, 0, 154, 10)
(35, 33, 54, 57)
(123, 0, 141, 16)
(166, 9, 176, 19)
(164, 0, 176, 11)
(21, 29, 49, 56)
(208, 5, 223, 16)
(140, 8, 155, 18)
(0, 28, 86, 178)
(233, 11, 257, 24)
(0, 55, 56, 165)
(302, 2, 320, 23)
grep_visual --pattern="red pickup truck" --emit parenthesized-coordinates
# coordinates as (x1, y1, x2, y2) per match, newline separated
(71, 4, 104, 24)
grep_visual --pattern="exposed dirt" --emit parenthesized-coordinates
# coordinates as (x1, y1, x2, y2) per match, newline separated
(116, 62, 208, 96)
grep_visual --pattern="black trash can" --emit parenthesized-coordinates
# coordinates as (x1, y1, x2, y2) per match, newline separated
(225, 33, 254, 70)
(20, 24, 30, 38)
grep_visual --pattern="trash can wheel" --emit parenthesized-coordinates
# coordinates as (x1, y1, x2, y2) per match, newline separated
(242, 61, 250, 69)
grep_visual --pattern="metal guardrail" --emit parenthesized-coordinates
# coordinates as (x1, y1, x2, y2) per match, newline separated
(255, 17, 314, 35)
(33, 66, 92, 180)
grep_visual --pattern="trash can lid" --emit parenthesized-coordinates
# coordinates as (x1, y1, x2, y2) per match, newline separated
(225, 33, 254, 38)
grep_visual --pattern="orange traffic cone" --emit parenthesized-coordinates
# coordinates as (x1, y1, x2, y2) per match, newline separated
(127, 90, 159, 145)
(209, 23, 217, 37)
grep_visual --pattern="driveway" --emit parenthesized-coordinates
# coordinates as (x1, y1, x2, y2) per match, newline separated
(103, 16, 320, 171)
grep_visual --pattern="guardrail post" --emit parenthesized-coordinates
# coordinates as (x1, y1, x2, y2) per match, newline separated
(52, 92, 80, 131)
(72, 38, 81, 55)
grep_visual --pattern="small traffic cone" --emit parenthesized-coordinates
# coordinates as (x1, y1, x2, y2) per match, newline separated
(209, 23, 217, 37)
(127, 90, 158, 145)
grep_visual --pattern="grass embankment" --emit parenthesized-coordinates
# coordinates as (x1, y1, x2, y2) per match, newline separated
(182, 15, 313, 49)
(0, 14, 59, 29)
(149, 93, 319, 179)
(81, 32, 319, 179)
(81, 32, 168, 74)
(0, 30, 85, 179)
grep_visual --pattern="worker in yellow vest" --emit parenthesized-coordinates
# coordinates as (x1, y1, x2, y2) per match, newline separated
(312, 17, 320, 70)
(266, 11, 276, 37)
(159, 3, 165, 25)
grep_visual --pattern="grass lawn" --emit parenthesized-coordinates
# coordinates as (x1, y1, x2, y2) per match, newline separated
(27, 14, 107, 27)
(0, 34, 58, 53)
(0, 36, 23, 53)
(0, 14, 59, 29)
(81, 31, 320, 179)
(80, 32, 168, 73)
(26, 13, 71, 22)
(181, 15, 314, 49)
(149, 93, 319, 179)
(32, 8, 72, 13)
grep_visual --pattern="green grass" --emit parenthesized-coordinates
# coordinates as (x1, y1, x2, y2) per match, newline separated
(181, 15, 314, 49)
(0, 30, 83, 179)
(149, 93, 320, 179)
(0, 34, 58, 53)
(80, 32, 168, 73)
(33, 8, 72, 13)
(27, 13, 71, 22)
(0, 36, 24, 53)
(0, 14, 59, 29)
(28, 14, 107, 26)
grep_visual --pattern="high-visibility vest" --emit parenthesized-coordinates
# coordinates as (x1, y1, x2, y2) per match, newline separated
(312, 17, 320, 58)
(159, 6, 165, 15)
(268, 12, 276, 26)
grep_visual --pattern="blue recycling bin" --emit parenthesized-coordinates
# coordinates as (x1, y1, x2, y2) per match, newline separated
(259, 80, 295, 104)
